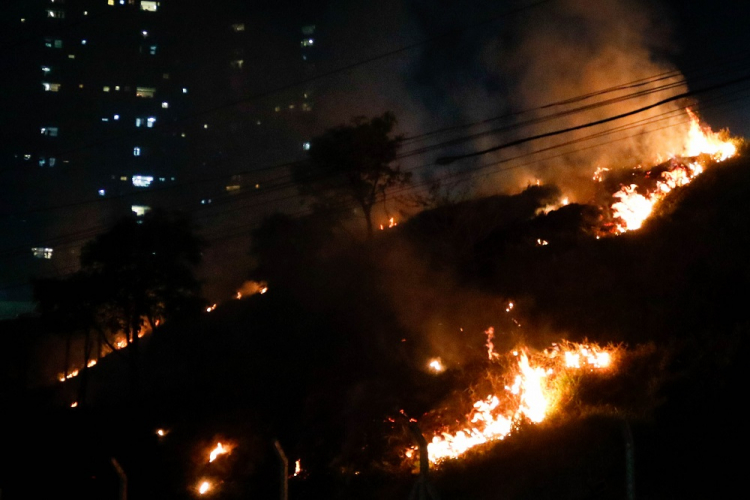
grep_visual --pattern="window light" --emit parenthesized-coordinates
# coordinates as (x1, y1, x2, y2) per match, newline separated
(140, 1, 158, 12)
(132, 175, 153, 187)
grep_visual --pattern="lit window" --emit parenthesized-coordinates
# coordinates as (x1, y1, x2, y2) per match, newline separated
(182, 87, 188, 94)
(120, 176, 128, 181)
(133, 147, 141, 156)
(38, 157, 46, 167)
(98, 189, 106, 196)
(147, 117, 156, 127)
(43, 82, 61, 92)
(49, 158, 56, 167)
(148, 45, 157, 55)
(108, 0, 114, 5)
(68, 54, 75, 59)
(142, 30, 149, 37)
(203, 124, 208, 129)
(136, 87, 155, 98)
(303, 142, 311, 151)
(102, 118, 109, 122)
(232, 23, 245, 32)
(114, 114, 120, 120)
(301, 38, 314, 47)
(132, 175, 153, 187)
(41, 127, 59, 137)
(135, 118, 142, 127)
(103, 86, 110, 92)
(158, 177, 165, 182)
(231, 59, 244, 69)
(45, 38, 63, 49)
(81, 39, 87, 45)
(115, 85, 121, 91)
(41, 65, 52, 74)
(161, 101, 169, 109)
(47, 10, 65, 19)
(31, 247, 54, 259)
(131, 205, 151, 216)
(201, 198, 212, 205)
(140, 1, 158, 12)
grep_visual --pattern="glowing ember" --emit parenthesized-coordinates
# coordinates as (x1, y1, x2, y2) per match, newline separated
(206, 303, 217, 313)
(198, 481, 211, 495)
(70, 401, 78, 408)
(593, 166, 610, 182)
(209, 442, 231, 463)
(294, 459, 302, 477)
(485, 327, 500, 360)
(536, 239, 549, 246)
(87, 359, 97, 368)
(411, 339, 620, 465)
(156, 428, 167, 437)
(428, 358, 445, 373)
(380, 217, 398, 230)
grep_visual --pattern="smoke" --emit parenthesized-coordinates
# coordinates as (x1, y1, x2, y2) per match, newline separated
(476, 0, 690, 201)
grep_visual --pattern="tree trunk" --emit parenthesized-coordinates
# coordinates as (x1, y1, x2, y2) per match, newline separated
(78, 329, 92, 408)
(363, 204, 373, 238)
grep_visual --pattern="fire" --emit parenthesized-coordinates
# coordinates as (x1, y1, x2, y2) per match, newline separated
(156, 428, 168, 437)
(208, 442, 231, 463)
(294, 459, 302, 477)
(428, 358, 445, 373)
(198, 481, 211, 495)
(380, 217, 398, 230)
(607, 109, 739, 234)
(236, 280, 268, 299)
(485, 327, 500, 360)
(206, 303, 217, 313)
(684, 108, 737, 161)
(410, 339, 620, 465)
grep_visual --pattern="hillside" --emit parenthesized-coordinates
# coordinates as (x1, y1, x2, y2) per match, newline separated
(2, 154, 750, 499)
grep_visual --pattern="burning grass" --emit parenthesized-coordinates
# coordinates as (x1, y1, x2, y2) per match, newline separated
(393, 338, 628, 467)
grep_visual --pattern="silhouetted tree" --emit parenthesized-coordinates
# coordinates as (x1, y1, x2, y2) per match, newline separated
(293, 112, 410, 237)
(82, 211, 204, 394)
(34, 271, 105, 406)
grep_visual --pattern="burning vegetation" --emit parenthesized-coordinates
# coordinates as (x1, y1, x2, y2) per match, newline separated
(597, 108, 741, 234)
(402, 336, 621, 466)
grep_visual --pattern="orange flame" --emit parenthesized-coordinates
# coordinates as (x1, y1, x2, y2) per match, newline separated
(198, 480, 211, 495)
(412, 340, 620, 465)
(208, 442, 231, 463)
(428, 358, 445, 373)
(609, 109, 738, 233)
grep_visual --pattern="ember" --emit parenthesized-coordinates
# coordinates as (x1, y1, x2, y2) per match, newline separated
(428, 358, 445, 373)
(208, 442, 231, 463)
